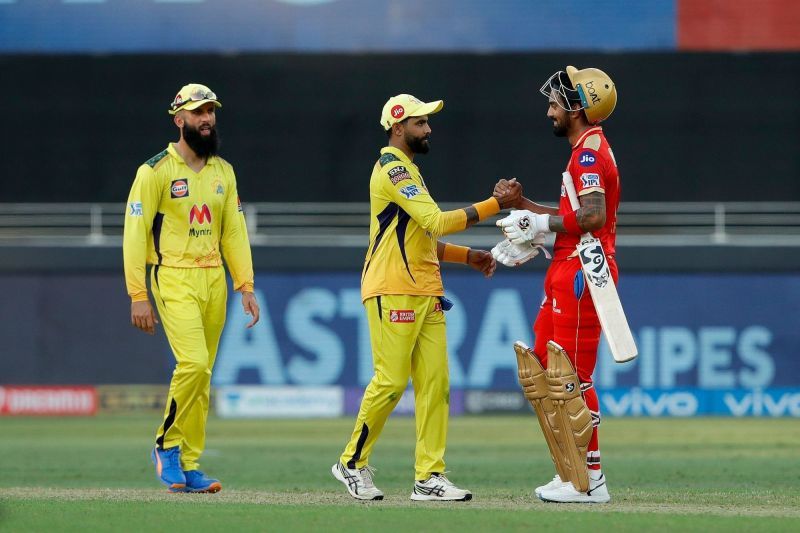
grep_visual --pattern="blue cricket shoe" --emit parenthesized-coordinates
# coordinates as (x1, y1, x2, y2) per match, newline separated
(184, 470, 222, 493)
(151, 446, 186, 492)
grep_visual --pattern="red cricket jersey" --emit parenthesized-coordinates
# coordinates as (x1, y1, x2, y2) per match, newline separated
(553, 126, 620, 261)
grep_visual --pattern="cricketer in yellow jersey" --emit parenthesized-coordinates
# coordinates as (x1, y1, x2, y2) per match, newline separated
(123, 83, 260, 494)
(331, 94, 522, 501)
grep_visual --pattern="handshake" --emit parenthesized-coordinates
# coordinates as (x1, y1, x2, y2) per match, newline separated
(490, 178, 552, 267)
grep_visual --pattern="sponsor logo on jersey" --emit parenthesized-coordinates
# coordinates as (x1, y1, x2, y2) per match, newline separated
(128, 201, 142, 216)
(388, 165, 412, 185)
(237, 196, 243, 212)
(578, 151, 596, 167)
(560, 184, 566, 197)
(213, 179, 224, 195)
(580, 173, 600, 188)
(399, 184, 420, 199)
(389, 310, 415, 323)
(434, 302, 443, 312)
(189, 203, 212, 225)
(391, 105, 405, 119)
(171, 179, 189, 198)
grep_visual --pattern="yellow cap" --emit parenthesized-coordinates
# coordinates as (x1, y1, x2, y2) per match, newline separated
(380, 94, 443, 130)
(169, 83, 222, 115)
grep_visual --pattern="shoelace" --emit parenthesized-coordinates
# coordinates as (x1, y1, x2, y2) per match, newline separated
(431, 472, 455, 487)
(358, 465, 377, 489)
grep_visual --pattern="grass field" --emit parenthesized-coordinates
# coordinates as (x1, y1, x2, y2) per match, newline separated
(1, 414, 798, 532)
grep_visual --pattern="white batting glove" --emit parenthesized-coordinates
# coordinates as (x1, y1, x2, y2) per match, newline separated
(496, 210, 552, 244)
(491, 235, 551, 267)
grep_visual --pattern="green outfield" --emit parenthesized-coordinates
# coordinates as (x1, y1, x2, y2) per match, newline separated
(0, 415, 797, 532)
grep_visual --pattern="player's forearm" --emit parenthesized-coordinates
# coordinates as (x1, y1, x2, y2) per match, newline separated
(437, 241, 470, 263)
(436, 197, 500, 236)
(517, 196, 559, 216)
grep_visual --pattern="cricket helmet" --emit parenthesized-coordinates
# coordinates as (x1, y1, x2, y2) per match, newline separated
(540, 66, 617, 124)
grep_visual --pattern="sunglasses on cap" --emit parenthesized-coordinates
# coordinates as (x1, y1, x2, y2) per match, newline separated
(170, 88, 218, 112)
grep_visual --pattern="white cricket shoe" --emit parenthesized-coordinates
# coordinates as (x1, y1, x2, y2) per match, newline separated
(534, 474, 570, 498)
(331, 462, 384, 500)
(411, 473, 472, 501)
(538, 472, 610, 503)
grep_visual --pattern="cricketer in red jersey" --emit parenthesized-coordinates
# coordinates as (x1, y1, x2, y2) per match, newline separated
(492, 66, 620, 504)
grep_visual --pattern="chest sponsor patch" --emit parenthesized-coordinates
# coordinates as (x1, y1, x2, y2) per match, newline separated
(580, 173, 601, 188)
(577, 151, 597, 167)
(389, 309, 415, 323)
(171, 179, 189, 198)
(388, 165, 412, 185)
(128, 201, 142, 216)
(399, 184, 420, 199)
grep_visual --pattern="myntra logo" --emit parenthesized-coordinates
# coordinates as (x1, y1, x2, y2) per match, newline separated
(189, 204, 212, 224)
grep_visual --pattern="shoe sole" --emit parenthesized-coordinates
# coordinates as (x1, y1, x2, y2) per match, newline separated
(538, 493, 610, 504)
(330, 464, 383, 501)
(183, 481, 222, 494)
(410, 493, 473, 502)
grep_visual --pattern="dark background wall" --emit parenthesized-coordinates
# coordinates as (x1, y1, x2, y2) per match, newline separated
(3, 53, 798, 204)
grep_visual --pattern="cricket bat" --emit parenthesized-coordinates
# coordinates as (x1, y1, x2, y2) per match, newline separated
(562, 171, 637, 363)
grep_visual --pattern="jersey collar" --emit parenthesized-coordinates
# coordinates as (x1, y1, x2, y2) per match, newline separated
(167, 143, 218, 166)
(572, 126, 603, 150)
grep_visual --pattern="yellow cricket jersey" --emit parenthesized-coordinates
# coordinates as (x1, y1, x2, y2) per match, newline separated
(361, 146, 470, 301)
(123, 143, 254, 302)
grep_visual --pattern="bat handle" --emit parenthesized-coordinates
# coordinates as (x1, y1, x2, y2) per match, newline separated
(562, 171, 581, 211)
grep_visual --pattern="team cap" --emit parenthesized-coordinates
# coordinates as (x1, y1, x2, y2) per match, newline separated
(380, 94, 443, 130)
(169, 83, 222, 115)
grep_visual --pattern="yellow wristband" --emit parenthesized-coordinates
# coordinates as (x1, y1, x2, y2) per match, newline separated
(473, 197, 501, 221)
(442, 243, 470, 264)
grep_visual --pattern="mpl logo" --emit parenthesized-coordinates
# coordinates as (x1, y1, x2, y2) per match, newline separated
(389, 310, 415, 323)
(171, 179, 189, 198)
(578, 151, 596, 167)
(189, 204, 212, 224)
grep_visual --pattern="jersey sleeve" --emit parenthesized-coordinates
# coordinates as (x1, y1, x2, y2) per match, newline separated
(569, 148, 607, 197)
(220, 169, 254, 292)
(122, 165, 162, 302)
(380, 163, 466, 237)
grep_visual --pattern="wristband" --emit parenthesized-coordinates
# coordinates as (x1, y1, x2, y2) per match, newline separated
(473, 197, 501, 221)
(442, 243, 470, 264)
(562, 210, 583, 236)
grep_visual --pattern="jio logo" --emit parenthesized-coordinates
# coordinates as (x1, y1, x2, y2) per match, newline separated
(578, 151, 596, 167)
(391, 105, 405, 119)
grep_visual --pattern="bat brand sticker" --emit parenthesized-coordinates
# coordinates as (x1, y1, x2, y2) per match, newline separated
(578, 242, 609, 288)
(389, 310, 415, 323)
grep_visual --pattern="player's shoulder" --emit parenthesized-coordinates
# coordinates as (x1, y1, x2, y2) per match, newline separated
(142, 148, 171, 171)
(214, 155, 234, 171)
(378, 151, 402, 168)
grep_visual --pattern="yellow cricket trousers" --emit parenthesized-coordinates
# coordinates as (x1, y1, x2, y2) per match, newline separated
(150, 265, 227, 471)
(340, 294, 450, 480)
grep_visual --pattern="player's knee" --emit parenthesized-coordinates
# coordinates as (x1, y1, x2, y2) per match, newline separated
(179, 359, 210, 376)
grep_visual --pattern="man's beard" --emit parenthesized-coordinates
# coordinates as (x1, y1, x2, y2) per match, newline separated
(406, 133, 430, 154)
(552, 117, 569, 137)
(182, 123, 220, 157)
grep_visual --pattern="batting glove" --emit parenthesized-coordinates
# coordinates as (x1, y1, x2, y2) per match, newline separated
(491, 236, 551, 267)
(496, 210, 551, 244)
